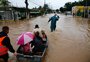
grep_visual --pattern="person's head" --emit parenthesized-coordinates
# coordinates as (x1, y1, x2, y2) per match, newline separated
(41, 30, 45, 35)
(35, 31, 40, 36)
(54, 13, 57, 16)
(35, 24, 39, 28)
(2, 26, 9, 34)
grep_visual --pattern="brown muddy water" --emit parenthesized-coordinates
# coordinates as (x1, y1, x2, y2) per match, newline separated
(0, 14, 90, 62)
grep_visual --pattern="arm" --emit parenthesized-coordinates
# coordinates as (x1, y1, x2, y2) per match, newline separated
(57, 16, 59, 19)
(30, 41, 34, 47)
(48, 17, 52, 22)
(2, 37, 15, 53)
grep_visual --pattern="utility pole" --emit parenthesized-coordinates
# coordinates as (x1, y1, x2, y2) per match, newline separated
(84, 0, 88, 18)
(44, 0, 46, 14)
(25, 0, 29, 19)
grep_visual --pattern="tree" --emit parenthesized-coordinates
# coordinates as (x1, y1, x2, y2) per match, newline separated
(64, 2, 72, 11)
(43, 4, 50, 14)
(83, 0, 90, 6)
(60, 7, 66, 13)
(0, 0, 10, 7)
(72, 1, 79, 6)
(0, 0, 11, 20)
(38, 6, 42, 10)
(56, 9, 59, 13)
(43, 4, 49, 10)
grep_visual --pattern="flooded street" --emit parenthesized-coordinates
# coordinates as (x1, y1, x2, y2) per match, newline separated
(0, 14, 90, 62)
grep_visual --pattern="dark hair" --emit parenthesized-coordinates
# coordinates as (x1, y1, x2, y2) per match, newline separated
(35, 31, 39, 36)
(35, 24, 39, 28)
(2, 26, 9, 32)
(41, 30, 45, 34)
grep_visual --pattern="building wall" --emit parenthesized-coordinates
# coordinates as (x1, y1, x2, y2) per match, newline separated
(0, 10, 21, 20)
(72, 6, 90, 17)
(0, 11, 13, 20)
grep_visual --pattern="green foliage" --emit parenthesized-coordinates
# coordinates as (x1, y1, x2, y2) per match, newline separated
(83, 0, 90, 6)
(64, 2, 72, 11)
(38, 4, 52, 14)
(43, 4, 49, 10)
(60, 7, 66, 13)
(0, 0, 10, 7)
(60, 0, 90, 12)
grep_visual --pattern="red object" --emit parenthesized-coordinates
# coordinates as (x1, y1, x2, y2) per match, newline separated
(0, 36, 8, 56)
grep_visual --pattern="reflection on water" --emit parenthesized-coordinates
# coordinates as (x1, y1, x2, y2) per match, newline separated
(0, 14, 90, 62)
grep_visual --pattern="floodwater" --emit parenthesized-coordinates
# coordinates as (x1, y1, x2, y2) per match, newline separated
(0, 14, 90, 62)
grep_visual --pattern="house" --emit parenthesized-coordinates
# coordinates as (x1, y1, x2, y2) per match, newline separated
(72, 6, 90, 18)
(0, 7, 28, 20)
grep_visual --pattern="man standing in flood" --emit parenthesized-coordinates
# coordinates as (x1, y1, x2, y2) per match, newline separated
(48, 14, 59, 32)
(0, 26, 17, 62)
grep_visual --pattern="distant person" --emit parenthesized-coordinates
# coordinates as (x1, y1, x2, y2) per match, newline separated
(0, 15, 2, 20)
(65, 12, 67, 15)
(0, 26, 17, 62)
(73, 13, 75, 16)
(48, 14, 59, 32)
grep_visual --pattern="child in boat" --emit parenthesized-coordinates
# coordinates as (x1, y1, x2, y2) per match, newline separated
(17, 42, 33, 55)
(41, 30, 47, 44)
(33, 24, 41, 35)
(22, 42, 32, 55)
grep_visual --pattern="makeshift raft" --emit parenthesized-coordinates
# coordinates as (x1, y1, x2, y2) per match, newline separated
(16, 44, 48, 62)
